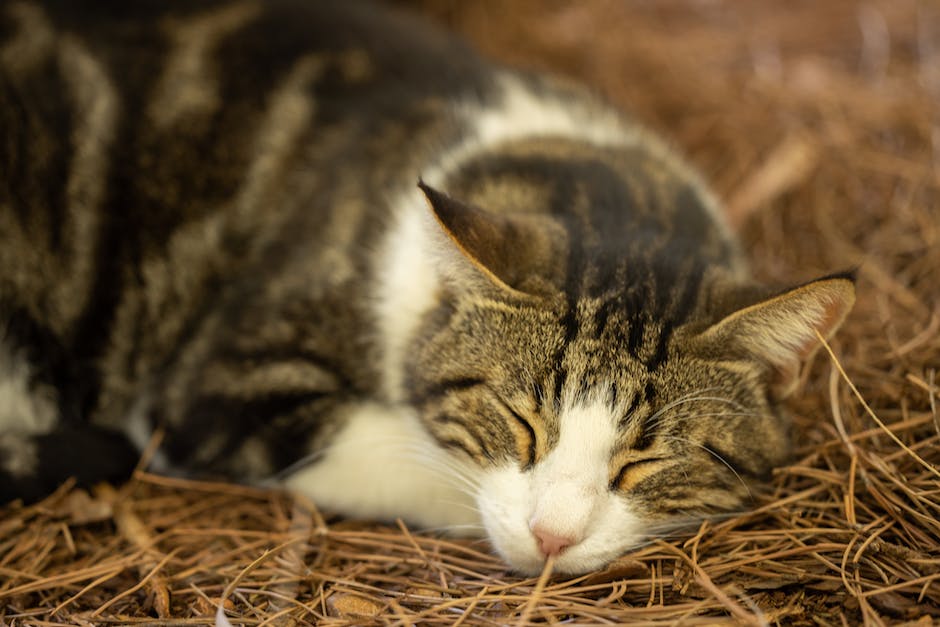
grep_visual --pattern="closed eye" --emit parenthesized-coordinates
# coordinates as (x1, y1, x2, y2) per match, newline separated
(495, 396, 538, 470)
(609, 457, 665, 491)
(509, 409, 537, 470)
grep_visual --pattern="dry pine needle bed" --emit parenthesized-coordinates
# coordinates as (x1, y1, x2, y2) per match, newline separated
(2, 1, 939, 624)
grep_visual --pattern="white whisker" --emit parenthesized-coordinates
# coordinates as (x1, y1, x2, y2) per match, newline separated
(648, 386, 721, 412)
(649, 394, 746, 422)
(435, 498, 481, 515)
(399, 446, 482, 493)
(421, 523, 487, 536)
(663, 435, 753, 499)
(645, 410, 762, 432)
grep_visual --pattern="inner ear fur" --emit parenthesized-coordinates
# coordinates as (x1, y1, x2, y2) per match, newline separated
(693, 274, 856, 399)
(418, 180, 568, 297)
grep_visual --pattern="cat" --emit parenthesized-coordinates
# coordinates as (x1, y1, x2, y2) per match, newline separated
(0, 0, 855, 575)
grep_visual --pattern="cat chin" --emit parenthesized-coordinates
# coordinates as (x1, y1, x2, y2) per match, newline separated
(477, 464, 646, 576)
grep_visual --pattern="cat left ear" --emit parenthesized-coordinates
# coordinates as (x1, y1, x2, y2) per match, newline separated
(693, 274, 856, 399)
(418, 180, 566, 296)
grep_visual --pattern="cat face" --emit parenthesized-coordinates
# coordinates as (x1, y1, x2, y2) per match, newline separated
(405, 183, 854, 575)
(408, 294, 777, 574)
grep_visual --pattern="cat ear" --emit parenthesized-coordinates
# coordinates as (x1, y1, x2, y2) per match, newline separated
(693, 274, 856, 399)
(418, 180, 566, 296)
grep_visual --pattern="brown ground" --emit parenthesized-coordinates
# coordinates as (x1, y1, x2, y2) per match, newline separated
(2, 1, 939, 624)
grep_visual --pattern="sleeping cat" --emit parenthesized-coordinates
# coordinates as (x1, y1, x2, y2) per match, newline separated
(0, 0, 854, 575)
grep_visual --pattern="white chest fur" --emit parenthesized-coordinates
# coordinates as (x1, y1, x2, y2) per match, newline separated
(283, 401, 481, 532)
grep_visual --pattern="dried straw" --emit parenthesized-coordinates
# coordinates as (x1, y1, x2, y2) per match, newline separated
(2, 1, 938, 624)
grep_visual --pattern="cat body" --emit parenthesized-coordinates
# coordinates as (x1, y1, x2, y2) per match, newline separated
(0, 0, 854, 574)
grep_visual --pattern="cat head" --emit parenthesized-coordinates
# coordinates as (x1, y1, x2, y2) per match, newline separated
(406, 181, 855, 575)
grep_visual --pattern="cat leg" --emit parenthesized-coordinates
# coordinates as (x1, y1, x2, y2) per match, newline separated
(0, 334, 57, 500)
(0, 426, 139, 503)
(0, 335, 138, 504)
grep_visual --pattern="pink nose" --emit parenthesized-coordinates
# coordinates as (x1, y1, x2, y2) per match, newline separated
(531, 525, 575, 557)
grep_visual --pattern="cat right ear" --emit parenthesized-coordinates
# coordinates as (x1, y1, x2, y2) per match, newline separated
(691, 274, 856, 399)
(418, 180, 567, 297)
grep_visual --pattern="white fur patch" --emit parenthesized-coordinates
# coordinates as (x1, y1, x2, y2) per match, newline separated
(283, 402, 480, 532)
(529, 391, 619, 537)
(477, 388, 645, 574)
(122, 391, 176, 474)
(421, 72, 638, 190)
(373, 204, 441, 403)
(0, 337, 58, 436)
(0, 432, 38, 477)
(0, 335, 58, 478)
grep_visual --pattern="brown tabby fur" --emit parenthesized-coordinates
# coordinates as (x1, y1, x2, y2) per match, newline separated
(0, 0, 853, 570)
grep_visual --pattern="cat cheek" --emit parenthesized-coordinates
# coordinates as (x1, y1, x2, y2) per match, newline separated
(475, 465, 546, 575)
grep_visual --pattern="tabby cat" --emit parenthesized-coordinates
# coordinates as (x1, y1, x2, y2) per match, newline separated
(0, 0, 854, 575)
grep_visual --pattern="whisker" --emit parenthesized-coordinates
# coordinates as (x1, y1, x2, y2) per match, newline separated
(662, 435, 753, 499)
(649, 386, 722, 412)
(665, 410, 761, 420)
(645, 410, 762, 432)
(642, 390, 750, 432)
(618, 386, 721, 426)
(265, 435, 484, 500)
(400, 447, 482, 492)
(650, 395, 746, 421)
(421, 523, 487, 536)
(434, 498, 481, 514)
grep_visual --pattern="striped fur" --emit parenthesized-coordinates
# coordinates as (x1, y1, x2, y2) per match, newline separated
(0, 0, 854, 573)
